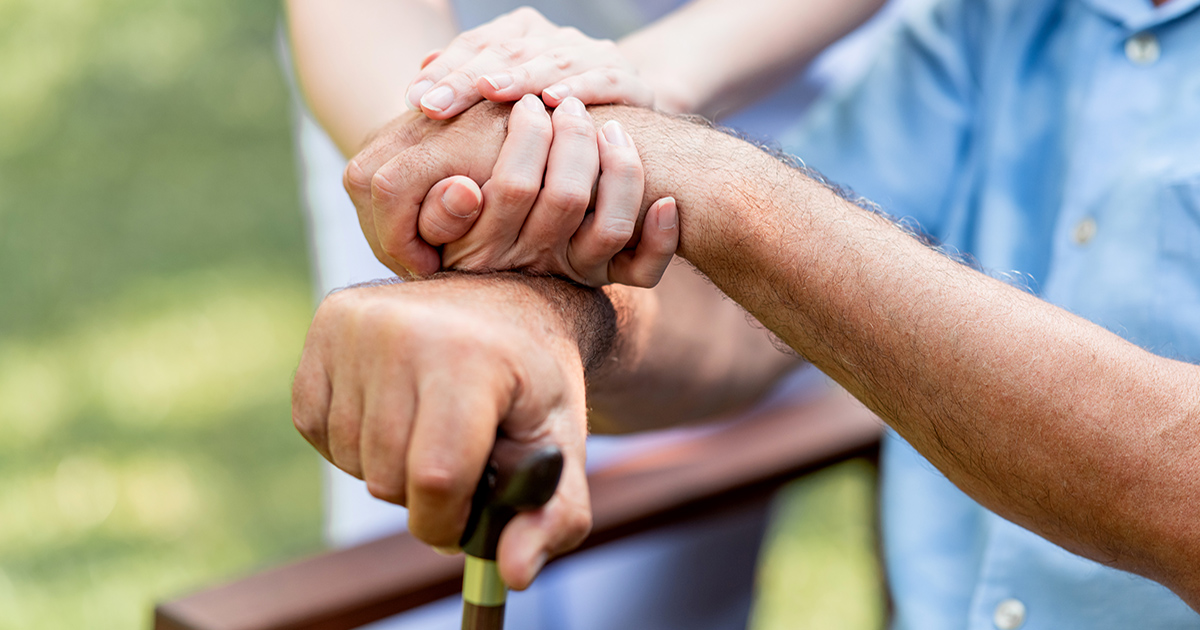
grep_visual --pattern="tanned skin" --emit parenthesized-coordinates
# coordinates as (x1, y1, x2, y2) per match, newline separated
(293, 103, 1200, 607)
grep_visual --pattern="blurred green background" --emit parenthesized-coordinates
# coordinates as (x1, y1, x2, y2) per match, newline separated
(0, 1, 880, 628)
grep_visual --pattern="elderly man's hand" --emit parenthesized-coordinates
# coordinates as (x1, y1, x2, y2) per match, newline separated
(418, 95, 678, 287)
(342, 102, 511, 278)
(291, 274, 599, 589)
(344, 99, 677, 286)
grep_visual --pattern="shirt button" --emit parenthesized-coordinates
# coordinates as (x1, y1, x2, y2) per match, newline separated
(993, 598, 1027, 630)
(1072, 217, 1097, 245)
(1125, 32, 1161, 65)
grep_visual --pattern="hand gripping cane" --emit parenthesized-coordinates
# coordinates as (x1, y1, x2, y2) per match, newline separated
(459, 442, 564, 630)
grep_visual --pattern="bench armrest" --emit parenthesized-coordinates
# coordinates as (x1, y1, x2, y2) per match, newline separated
(155, 389, 881, 630)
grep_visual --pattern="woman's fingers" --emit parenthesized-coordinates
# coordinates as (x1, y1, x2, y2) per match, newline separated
(541, 68, 655, 107)
(418, 44, 540, 118)
(566, 120, 642, 286)
(406, 7, 554, 117)
(444, 94, 554, 268)
(511, 97, 598, 270)
(418, 176, 483, 246)
(607, 197, 679, 288)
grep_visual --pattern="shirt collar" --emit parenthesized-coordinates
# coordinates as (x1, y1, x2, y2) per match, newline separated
(1076, 0, 1200, 31)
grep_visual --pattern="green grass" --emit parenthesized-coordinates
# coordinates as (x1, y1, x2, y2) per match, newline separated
(0, 2, 881, 627)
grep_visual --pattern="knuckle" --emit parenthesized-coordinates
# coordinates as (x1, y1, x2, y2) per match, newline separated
(366, 477, 406, 505)
(628, 269, 658, 289)
(553, 114, 594, 138)
(547, 49, 571, 71)
(371, 169, 402, 202)
(510, 64, 535, 87)
(564, 508, 593, 542)
(512, 6, 543, 22)
(344, 159, 372, 197)
(291, 409, 322, 445)
(409, 466, 463, 503)
(496, 39, 529, 63)
(600, 68, 621, 86)
(542, 185, 591, 213)
(597, 217, 636, 250)
(317, 287, 358, 321)
(560, 26, 584, 40)
(488, 176, 540, 207)
(605, 153, 643, 180)
(456, 30, 488, 53)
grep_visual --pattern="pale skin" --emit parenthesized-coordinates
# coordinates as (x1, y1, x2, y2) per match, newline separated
(293, 103, 1200, 607)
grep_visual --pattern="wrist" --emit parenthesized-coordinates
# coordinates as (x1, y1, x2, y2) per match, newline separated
(587, 106, 790, 264)
(418, 271, 619, 377)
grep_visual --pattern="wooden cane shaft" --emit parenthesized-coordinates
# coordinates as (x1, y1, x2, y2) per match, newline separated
(462, 602, 505, 630)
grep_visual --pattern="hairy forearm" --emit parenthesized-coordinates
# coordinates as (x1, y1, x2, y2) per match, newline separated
(587, 260, 801, 433)
(286, 0, 457, 156)
(596, 105, 1200, 603)
(390, 268, 795, 434)
(619, 0, 885, 117)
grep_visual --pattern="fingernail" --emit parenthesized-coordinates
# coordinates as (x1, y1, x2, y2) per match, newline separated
(442, 180, 481, 219)
(657, 198, 677, 230)
(482, 73, 513, 91)
(520, 93, 545, 112)
(421, 85, 454, 113)
(406, 80, 433, 111)
(543, 85, 568, 101)
(432, 545, 462, 556)
(602, 120, 630, 147)
(558, 96, 586, 117)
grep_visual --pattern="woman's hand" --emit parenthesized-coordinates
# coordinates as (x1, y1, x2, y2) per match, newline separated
(405, 7, 653, 120)
(417, 95, 678, 288)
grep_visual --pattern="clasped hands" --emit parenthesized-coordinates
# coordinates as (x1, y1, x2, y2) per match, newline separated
(294, 8, 678, 592)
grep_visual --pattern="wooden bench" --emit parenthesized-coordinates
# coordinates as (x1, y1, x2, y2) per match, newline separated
(155, 388, 882, 630)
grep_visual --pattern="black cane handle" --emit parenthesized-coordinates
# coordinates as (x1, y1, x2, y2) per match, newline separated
(460, 442, 563, 630)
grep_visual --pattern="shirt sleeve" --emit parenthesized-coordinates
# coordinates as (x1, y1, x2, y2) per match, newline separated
(781, 0, 981, 240)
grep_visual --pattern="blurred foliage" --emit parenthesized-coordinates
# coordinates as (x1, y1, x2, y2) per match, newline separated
(0, 1, 881, 628)
(751, 459, 884, 630)
(0, 0, 322, 628)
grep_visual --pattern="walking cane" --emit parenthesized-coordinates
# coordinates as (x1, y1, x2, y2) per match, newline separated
(459, 442, 563, 630)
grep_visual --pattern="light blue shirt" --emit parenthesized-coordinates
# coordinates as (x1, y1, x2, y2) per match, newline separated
(785, 0, 1200, 628)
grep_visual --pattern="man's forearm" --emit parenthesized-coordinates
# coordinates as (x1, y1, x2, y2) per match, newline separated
(588, 261, 802, 433)
(597, 105, 1200, 603)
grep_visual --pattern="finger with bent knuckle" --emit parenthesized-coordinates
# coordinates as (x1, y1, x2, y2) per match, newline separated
(511, 97, 597, 263)
(419, 176, 483, 246)
(360, 408, 413, 505)
(405, 382, 502, 546)
(609, 197, 678, 288)
(548, 69, 654, 108)
(486, 173, 542, 211)
(496, 456, 592, 589)
(406, 464, 473, 546)
(343, 158, 374, 205)
(445, 95, 551, 264)
(292, 351, 332, 460)
(540, 183, 593, 216)
(325, 387, 365, 479)
(371, 154, 442, 276)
